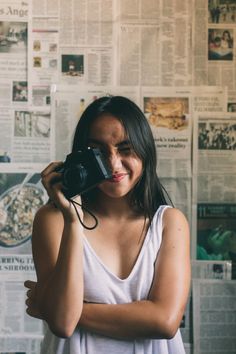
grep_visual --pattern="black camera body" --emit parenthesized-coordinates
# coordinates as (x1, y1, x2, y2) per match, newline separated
(57, 148, 112, 198)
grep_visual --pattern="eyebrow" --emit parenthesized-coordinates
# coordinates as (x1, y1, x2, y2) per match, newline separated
(87, 138, 131, 147)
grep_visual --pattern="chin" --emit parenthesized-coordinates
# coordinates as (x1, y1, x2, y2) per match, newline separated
(105, 191, 129, 199)
(98, 186, 130, 199)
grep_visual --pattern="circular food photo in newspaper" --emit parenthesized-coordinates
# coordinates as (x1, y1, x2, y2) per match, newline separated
(0, 173, 46, 248)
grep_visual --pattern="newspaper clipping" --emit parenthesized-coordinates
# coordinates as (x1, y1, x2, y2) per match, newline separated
(180, 260, 232, 354)
(193, 0, 236, 104)
(193, 279, 236, 354)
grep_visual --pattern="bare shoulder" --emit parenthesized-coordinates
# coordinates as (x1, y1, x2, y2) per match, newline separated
(163, 207, 189, 225)
(162, 207, 190, 241)
(34, 201, 62, 220)
(33, 202, 64, 232)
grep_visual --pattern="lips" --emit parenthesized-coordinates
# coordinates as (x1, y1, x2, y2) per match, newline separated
(109, 173, 128, 183)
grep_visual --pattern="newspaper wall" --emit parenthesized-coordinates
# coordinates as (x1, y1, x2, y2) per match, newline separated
(0, 0, 235, 353)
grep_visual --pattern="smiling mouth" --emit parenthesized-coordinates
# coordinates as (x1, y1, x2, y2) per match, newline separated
(109, 173, 128, 183)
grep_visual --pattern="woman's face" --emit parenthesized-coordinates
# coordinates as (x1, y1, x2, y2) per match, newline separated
(87, 114, 143, 199)
(223, 31, 229, 40)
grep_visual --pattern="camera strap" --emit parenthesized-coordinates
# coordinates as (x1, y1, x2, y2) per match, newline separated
(69, 199, 98, 230)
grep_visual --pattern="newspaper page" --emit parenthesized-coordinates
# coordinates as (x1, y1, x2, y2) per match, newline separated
(192, 279, 236, 354)
(192, 113, 236, 278)
(193, 112, 236, 177)
(29, 0, 59, 105)
(58, 0, 114, 86)
(140, 86, 227, 221)
(0, 105, 52, 163)
(116, 0, 192, 86)
(141, 87, 193, 179)
(28, 17, 59, 106)
(0, 0, 29, 81)
(180, 260, 232, 354)
(196, 203, 236, 280)
(0, 255, 43, 353)
(193, 0, 236, 104)
(0, 0, 30, 163)
(51, 85, 140, 161)
(0, 2, 52, 163)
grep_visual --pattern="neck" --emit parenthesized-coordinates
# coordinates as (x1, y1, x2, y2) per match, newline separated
(84, 191, 142, 220)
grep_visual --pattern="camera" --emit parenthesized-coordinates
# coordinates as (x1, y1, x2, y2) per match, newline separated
(56, 148, 112, 198)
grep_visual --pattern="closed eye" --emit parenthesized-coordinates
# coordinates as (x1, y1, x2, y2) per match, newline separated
(117, 146, 133, 155)
(87, 139, 134, 156)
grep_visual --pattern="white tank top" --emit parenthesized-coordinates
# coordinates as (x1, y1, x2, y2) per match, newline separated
(41, 205, 185, 354)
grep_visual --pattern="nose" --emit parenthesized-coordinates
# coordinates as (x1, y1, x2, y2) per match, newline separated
(106, 149, 122, 172)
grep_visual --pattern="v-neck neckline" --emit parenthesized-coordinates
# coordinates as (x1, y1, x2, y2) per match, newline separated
(82, 209, 160, 281)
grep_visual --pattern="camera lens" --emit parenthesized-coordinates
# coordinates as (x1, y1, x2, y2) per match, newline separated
(63, 164, 88, 191)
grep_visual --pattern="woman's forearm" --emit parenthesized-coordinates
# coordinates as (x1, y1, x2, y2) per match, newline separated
(79, 300, 181, 340)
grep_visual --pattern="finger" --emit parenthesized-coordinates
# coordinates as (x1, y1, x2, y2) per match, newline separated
(41, 161, 63, 178)
(26, 305, 43, 320)
(27, 289, 34, 297)
(24, 280, 37, 289)
(44, 182, 69, 207)
(26, 297, 34, 307)
(41, 172, 64, 195)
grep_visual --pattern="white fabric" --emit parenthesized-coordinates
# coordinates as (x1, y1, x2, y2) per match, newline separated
(41, 205, 185, 354)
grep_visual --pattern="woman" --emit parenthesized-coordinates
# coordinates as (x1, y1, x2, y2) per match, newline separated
(221, 30, 233, 48)
(25, 96, 190, 353)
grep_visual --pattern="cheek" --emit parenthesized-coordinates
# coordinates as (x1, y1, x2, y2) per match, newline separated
(129, 158, 143, 178)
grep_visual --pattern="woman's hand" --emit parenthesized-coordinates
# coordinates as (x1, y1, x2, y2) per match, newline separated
(24, 280, 43, 320)
(40, 162, 82, 223)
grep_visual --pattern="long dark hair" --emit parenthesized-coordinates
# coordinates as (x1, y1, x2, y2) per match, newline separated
(72, 96, 171, 221)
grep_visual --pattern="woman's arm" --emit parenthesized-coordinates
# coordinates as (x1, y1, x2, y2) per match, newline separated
(26, 162, 85, 338)
(32, 205, 84, 338)
(79, 208, 191, 340)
